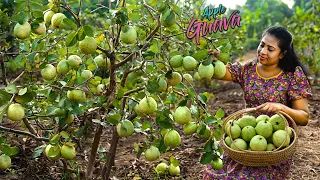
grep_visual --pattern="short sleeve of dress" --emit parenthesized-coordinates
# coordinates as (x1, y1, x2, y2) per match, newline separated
(288, 66, 312, 101)
(226, 62, 244, 84)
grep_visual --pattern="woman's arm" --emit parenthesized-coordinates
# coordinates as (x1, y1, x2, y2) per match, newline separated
(256, 98, 310, 126)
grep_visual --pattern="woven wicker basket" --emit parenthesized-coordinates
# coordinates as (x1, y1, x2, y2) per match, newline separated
(221, 108, 297, 167)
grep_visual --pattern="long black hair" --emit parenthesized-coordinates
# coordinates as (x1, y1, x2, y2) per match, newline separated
(262, 26, 309, 76)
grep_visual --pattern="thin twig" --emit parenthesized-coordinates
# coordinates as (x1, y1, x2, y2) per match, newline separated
(0, 125, 49, 141)
(60, 4, 81, 26)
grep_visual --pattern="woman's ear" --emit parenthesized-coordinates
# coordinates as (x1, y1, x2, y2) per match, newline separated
(279, 50, 287, 59)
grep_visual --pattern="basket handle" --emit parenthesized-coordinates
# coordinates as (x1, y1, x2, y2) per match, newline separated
(224, 108, 296, 152)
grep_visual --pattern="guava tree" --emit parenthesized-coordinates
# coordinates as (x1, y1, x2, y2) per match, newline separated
(283, 0, 320, 82)
(0, 0, 233, 179)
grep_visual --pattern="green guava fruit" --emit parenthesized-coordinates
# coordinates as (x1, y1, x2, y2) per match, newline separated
(14, 21, 31, 39)
(210, 158, 223, 170)
(226, 123, 241, 139)
(168, 164, 180, 175)
(198, 63, 214, 79)
(182, 56, 198, 71)
(183, 73, 193, 84)
(241, 126, 256, 142)
(266, 143, 276, 151)
(32, 22, 46, 35)
(230, 138, 247, 150)
(194, 72, 201, 81)
(117, 120, 134, 137)
(255, 120, 273, 138)
(51, 13, 67, 29)
(249, 135, 267, 151)
(65, 114, 74, 124)
(155, 162, 168, 174)
(166, 72, 182, 86)
(169, 55, 183, 68)
(269, 114, 286, 131)
(158, 78, 167, 92)
(183, 122, 198, 135)
(238, 115, 257, 128)
(41, 64, 57, 80)
(96, 84, 105, 95)
(79, 36, 97, 54)
(67, 90, 86, 103)
(67, 55, 82, 69)
(61, 144, 76, 160)
(160, 10, 176, 27)
(120, 26, 137, 44)
(164, 130, 181, 148)
(173, 106, 191, 125)
(144, 146, 160, 161)
(57, 60, 69, 74)
(94, 55, 107, 68)
(81, 70, 93, 80)
(0, 154, 11, 170)
(256, 114, 270, 123)
(212, 60, 226, 79)
(224, 136, 232, 147)
(272, 130, 290, 148)
(44, 10, 55, 24)
(45, 144, 61, 161)
(7, 103, 25, 121)
(138, 96, 157, 115)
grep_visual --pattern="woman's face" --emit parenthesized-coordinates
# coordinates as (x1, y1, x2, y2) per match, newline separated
(257, 33, 285, 66)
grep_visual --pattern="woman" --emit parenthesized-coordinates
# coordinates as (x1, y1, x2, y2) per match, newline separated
(204, 26, 312, 179)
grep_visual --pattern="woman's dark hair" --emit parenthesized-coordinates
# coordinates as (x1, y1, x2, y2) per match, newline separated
(262, 26, 309, 75)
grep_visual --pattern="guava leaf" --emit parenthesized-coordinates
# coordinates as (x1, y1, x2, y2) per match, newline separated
(15, 90, 36, 104)
(60, 131, 70, 139)
(0, 90, 11, 106)
(216, 53, 231, 63)
(204, 139, 213, 152)
(1, 145, 20, 156)
(18, 87, 27, 96)
(83, 25, 94, 37)
(213, 127, 223, 141)
(141, 121, 151, 131)
(116, 87, 124, 99)
(215, 108, 225, 119)
(187, 88, 195, 99)
(66, 31, 78, 47)
(5, 83, 18, 94)
(77, 27, 86, 41)
(146, 79, 159, 93)
(62, 18, 77, 30)
(205, 116, 217, 124)
(194, 49, 209, 61)
(49, 134, 60, 145)
(33, 145, 45, 158)
(200, 152, 213, 164)
(107, 113, 121, 125)
(178, 99, 187, 106)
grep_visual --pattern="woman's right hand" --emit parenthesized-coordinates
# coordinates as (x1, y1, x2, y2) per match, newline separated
(208, 49, 220, 60)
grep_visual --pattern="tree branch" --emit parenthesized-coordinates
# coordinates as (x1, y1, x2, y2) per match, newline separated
(0, 125, 49, 141)
(0, 54, 8, 86)
(60, 4, 81, 26)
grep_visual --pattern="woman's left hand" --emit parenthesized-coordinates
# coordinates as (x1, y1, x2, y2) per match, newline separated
(256, 102, 284, 114)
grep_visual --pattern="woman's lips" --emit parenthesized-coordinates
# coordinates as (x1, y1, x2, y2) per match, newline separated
(259, 56, 267, 60)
